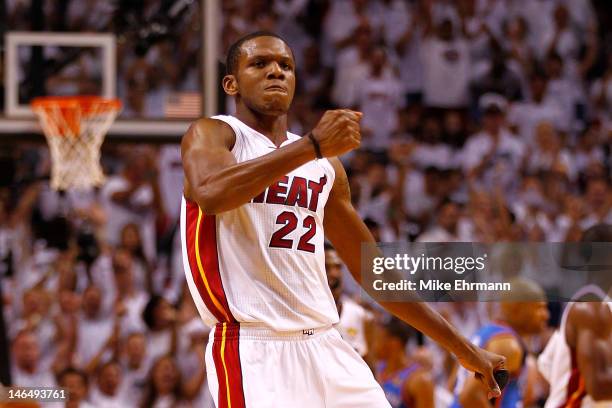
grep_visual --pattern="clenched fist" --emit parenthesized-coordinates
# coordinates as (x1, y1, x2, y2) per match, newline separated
(310, 109, 362, 157)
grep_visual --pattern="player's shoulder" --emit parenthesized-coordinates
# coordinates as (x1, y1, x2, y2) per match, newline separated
(565, 302, 611, 348)
(182, 117, 236, 150)
(567, 302, 609, 330)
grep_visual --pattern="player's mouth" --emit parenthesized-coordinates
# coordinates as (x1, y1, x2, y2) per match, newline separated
(264, 85, 287, 93)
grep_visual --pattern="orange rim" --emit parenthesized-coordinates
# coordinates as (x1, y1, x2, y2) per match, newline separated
(31, 95, 122, 112)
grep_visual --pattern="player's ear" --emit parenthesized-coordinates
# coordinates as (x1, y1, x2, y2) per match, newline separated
(222, 75, 238, 96)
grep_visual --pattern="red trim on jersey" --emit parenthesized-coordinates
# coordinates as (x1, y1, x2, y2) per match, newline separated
(184, 200, 235, 322)
(200, 210, 235, 322)
(560, 349, 586, 408)
(185, 201, 225, 322)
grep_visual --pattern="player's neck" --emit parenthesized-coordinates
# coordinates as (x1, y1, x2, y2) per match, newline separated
(234, 105, 288, 146)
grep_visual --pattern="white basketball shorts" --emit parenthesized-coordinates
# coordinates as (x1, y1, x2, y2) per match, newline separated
(205, 322, 391, 408)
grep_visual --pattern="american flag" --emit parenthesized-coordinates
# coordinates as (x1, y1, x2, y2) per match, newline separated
(164, 92, 201, 118)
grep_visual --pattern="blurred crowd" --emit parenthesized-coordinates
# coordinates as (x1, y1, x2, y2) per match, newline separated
(1, 0, 611, 407)
(219, 0, 611, 244)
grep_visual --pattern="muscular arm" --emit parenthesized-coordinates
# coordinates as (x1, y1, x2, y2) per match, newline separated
(181, 118, 316, 214)
(324, 158, 503, 396)
(566, 303, 612, 401)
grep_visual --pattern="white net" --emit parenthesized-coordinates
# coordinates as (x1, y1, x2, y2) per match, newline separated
(32, 98, 120, 191)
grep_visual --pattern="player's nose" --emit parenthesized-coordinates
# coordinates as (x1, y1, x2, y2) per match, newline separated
(266, 62, 285, 79)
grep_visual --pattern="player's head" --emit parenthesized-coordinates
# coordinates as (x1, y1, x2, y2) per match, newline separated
(223, 31, 296, 116)
(499, 278, 549, 334)
(374, 317, 411, 360)
(325, 244, 343, 302)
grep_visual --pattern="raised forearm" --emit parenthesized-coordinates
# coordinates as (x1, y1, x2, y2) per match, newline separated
(192, 137, 315, 214)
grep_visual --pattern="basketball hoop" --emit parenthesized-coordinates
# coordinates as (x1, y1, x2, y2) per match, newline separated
(31, 96, 121, 191)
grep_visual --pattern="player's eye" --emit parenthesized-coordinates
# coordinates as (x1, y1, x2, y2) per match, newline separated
(254, 60, 265, 68)
(281, 63, 291, 70)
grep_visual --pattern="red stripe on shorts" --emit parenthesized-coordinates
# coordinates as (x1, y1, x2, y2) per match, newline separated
(213, 322, 246, 408)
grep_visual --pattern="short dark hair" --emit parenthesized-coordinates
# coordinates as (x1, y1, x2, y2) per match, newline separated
(142, 295, 164, 329)
(225, 31, 293, 75)
(383, 317, 412, 346)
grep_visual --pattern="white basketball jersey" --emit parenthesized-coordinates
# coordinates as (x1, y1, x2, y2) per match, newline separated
(181, 115, 339, 332)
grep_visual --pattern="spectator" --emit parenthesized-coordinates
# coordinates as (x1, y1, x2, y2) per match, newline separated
(412, 114, 456, 170)
(501, 16, 534, 77)
(76, 285, 115, 366)
(142, 295, 178, 363)
(140, 355, 186, 408)
(357, 47, 403, 150)
(112, 248, 149, 335)
(121, 332, 150, 407)
(417, 199, 470, 242)
(141, 347, 204, 408)
(11, 329, 56, 387)
(325, 245, 374, 359)
(470, 42, 523, 104)
(118, 225, 151, 294)
(526, 121, 574, 180)
(394, 2, 425, 105)
(421, 18, 471, 109)
(357, 160, 394, 237)
(581, 177, 612, 229)
(331, 22, 373, 107)
(298, 43, 332, 108)
(101, 150, 163, 261)
(90, 360, 128, 408)
(462, 93, 525, 191)
(508, 70, 566, 143)
(56, 367, 94, 408)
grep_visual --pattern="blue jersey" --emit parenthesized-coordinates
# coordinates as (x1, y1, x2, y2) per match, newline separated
(377, 362, 421, 408)
(451, 323, 524, 408)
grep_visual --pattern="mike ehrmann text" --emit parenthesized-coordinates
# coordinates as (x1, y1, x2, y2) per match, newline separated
(372, 279, 512, 292)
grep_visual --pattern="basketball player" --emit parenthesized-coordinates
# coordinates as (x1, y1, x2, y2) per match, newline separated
(451, 279, 549, 408)
(180, 31, 504, 408)
(538, 224, 612, 407)
(375, 318, 435, 408)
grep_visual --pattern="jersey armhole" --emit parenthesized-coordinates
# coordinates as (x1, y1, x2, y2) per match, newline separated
(211, 115, 243, 157)
(319, 158, 337, 187)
